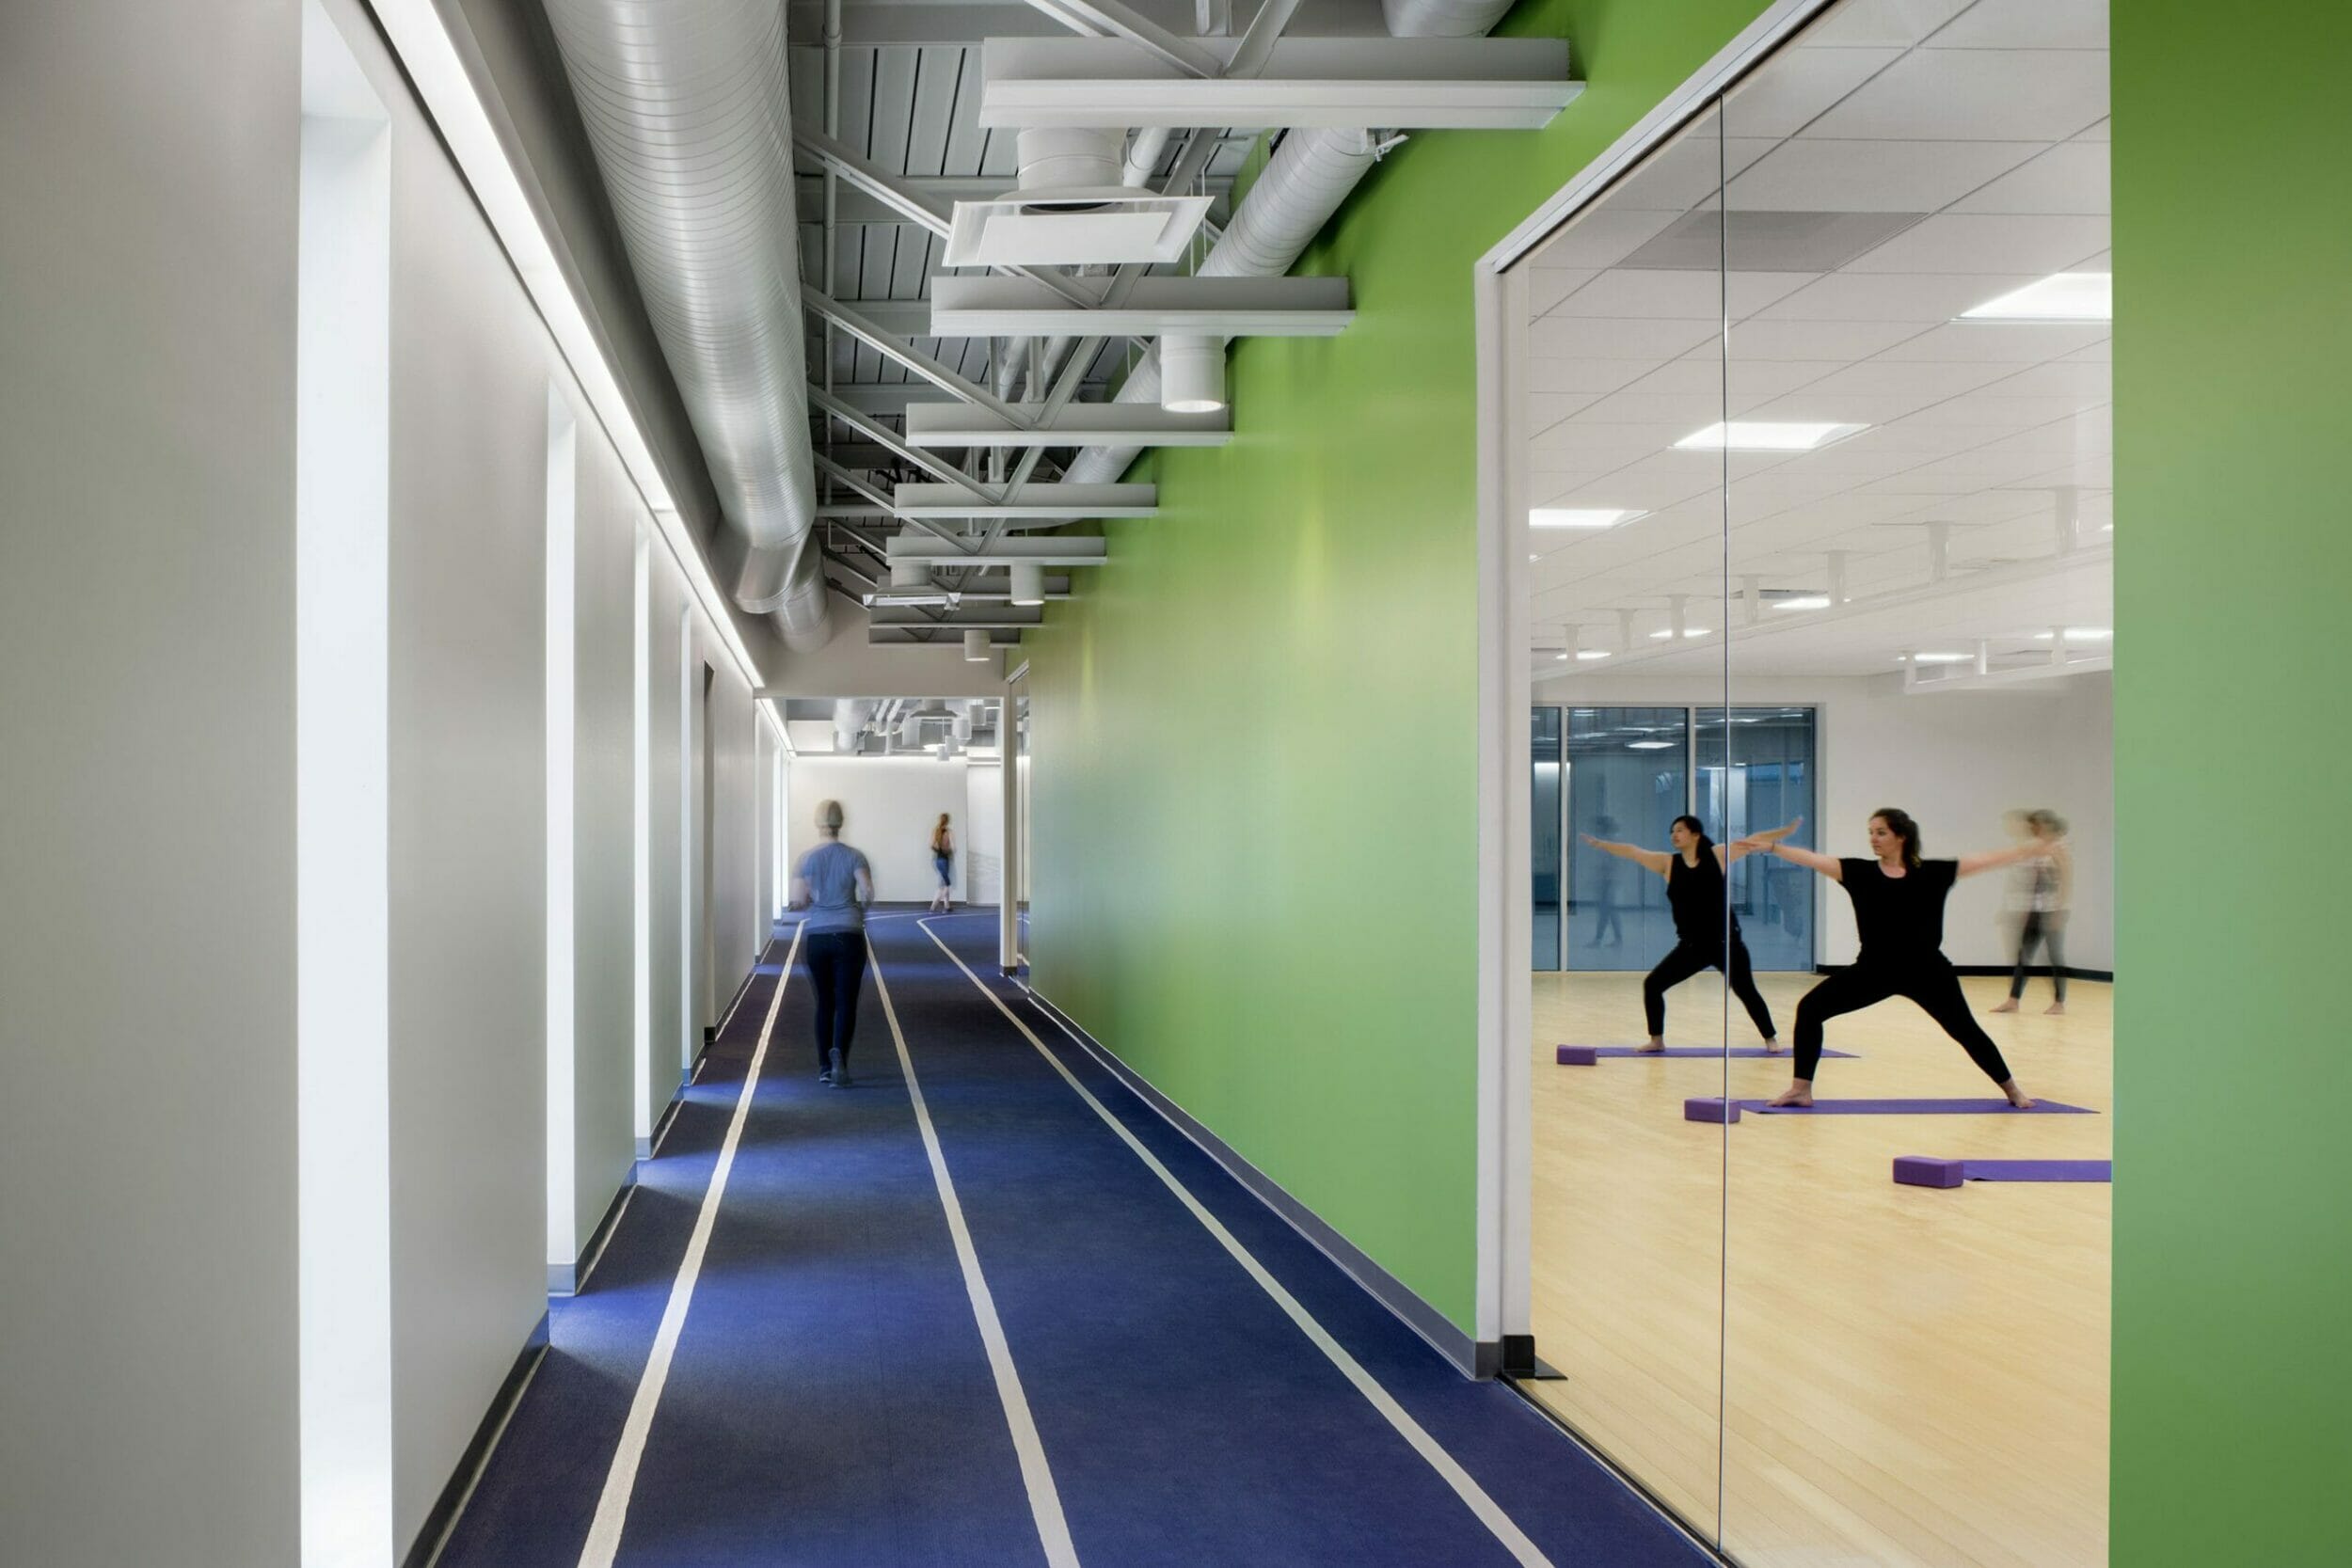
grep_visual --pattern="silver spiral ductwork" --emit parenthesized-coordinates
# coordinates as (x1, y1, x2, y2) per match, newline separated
(1063, 1, 1511, 484)
(543, 0, 831, 651)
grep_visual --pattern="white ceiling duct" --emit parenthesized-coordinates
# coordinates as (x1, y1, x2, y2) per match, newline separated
(1063, 2, 1506, 483)
(542, 0, 831, 652)
(831, 697, 872, 755)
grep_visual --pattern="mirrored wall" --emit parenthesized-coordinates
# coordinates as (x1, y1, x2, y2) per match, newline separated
(1513, 3, 2112, 1562)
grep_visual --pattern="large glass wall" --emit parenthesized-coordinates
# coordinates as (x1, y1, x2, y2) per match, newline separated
(1515, 3, 2114, 1562)
(1532, 708, 1564, 970)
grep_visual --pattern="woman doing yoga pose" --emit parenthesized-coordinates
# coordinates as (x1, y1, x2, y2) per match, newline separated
(1740, 809, 2049, 1109)
(1581, 815, 1803, 1052)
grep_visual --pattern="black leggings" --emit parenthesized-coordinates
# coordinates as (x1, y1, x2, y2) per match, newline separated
(805, 930, 869, 1069)
(1644, 937, 1776, 1040)
(2009, 911, 2068, 1001)
(1791, 960, 2012, 1085)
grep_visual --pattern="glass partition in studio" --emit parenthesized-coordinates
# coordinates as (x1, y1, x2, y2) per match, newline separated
(1718, 2, 2116, 1564)
(1518, 98, 1732, 1544)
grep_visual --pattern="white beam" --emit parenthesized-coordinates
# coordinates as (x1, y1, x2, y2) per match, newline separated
(892, 482, 1156, 518)
(904, 401, 1231, 448)
(979, 36, 1581, 130)
(869, 605, 1046, 629)
(930, 274, 1352, 337)
(886, 535, 1108, 567)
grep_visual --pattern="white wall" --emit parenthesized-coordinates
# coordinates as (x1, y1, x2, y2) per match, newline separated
(0, 0, 785, 1558)
(964, 762, 1008, 906)
(1533, 669, 2116, 970)
(564, 415, 641, 1270)
(704, 647, 761, 1027)
(788, 756, 978, 905)
(0, 4, 304, 1561)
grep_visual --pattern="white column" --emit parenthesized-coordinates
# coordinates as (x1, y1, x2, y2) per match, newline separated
(999, 694, 1022, 974)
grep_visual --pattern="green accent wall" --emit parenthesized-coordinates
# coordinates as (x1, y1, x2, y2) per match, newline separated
(1024, 0, 1772, 1334)
(2111, 5, 2351, 1561)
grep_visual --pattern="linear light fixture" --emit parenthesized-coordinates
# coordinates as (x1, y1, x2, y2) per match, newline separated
(2034, 626, 2113, 641)
(1577, 649, 1612, 660)
(1772, 594, 1832, 610)
(1675, 421, 1865, 452)
(1908, 652, 1973, 664)
(1648, 627, 1712, 639)
(1627, 739, 1677, 750)
(1960, 272, 2111, 323)
(1531, 507, 1647, 530)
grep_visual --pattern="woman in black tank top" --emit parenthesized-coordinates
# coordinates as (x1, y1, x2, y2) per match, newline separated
(1740, 808, 2057, 1108)
(1581, 815, 1803, 1051)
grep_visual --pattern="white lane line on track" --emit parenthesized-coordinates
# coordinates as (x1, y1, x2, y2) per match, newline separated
(866, 933, 1083, 1568)
(916, 919, 1555, 1568)
(575, 923, 800, 1568)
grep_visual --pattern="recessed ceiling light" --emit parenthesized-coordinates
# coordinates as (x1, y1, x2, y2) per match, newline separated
(2034, 626, 2113, 640)
(1648, 627, 1712, 639)
(1910, 652, 1972, 664)
(1531, 507, 1647, 530)
(1627, 740, 1677, 750)
(1528, 553, 1541, 562)
(1772, 594, 1831, 610)
(1552, 650, 1570, 661)
(1577, 649, 1612, 661)
(1959, 271, 2111, 323)
(1675, 421, 1865, 452)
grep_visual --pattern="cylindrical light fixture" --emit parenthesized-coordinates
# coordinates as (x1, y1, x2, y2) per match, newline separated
(898, 712, 920, 746)
(963, 628, 990, 662)
(952, 710, 974, 742)
(1160, 335, 1225, 414)
(889, 558, 930, 589)
(1009, 562, 1044, 606)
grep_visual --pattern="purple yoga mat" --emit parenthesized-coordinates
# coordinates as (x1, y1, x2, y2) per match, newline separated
(1557, 1045, 1854, 1062)
(1747, 1097, 2097, 1116)
(1963, 1158, 2112, 1181)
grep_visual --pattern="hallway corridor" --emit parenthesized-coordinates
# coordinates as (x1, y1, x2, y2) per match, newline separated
(434, 914, 1703, 1567)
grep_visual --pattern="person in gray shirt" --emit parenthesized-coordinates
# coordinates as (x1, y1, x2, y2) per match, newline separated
(790, 799, 873, 1088)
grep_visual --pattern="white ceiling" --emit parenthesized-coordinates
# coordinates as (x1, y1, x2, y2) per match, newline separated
(1520, 0, 2111, 680)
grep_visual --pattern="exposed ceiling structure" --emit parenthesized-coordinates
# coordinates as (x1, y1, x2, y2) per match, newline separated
(784, 696, 1006, 755)
(542, 0, 1582, 662)
(1523, 0, 2112, 685)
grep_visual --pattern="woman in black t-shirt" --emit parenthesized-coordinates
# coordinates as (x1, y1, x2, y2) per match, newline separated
(1740, 807, 2051, 1109)
(1581, 815, 1802, 1051)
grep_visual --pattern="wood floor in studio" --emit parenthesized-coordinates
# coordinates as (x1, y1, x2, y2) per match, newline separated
(1527, 969, 2111, 1568)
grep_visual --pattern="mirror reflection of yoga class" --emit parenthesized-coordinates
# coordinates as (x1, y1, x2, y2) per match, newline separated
(1510, 2, 2113, 1561)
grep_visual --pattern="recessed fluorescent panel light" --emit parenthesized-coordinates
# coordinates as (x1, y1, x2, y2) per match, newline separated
(1959, 272, 2111, 323)
(1648, 627, 1712, 640)
(1772, 594, 1831, 610)
(2034, 627, 2113, 640)
(1530, 507, 1647, 530)
(1909, 652, 1973, 664)
(1627, 740, 1677, 750)
(1577, 649, 1612, 660)
(1675, 421, 1864, 451)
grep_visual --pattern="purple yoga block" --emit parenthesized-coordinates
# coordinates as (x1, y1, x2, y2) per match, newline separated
(1893, 1156, 1967, 1189)
(1683, 1097, 1740, 1124)
(1555, 1045, 1598, 1066)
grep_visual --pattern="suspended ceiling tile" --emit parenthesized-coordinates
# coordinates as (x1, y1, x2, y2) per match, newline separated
(1970, 360, 2112, 399)
(1602, 133, 1777, 212)
(1528, 314, 1721, 361)
(1532, 206, 1683, 270)
(1528, 266, 1599, 314)
(1948, 141, 2109, 214)
(1708, 317, 1926, 361)
(1797, 0, 1973, 49)
(1797, 357, 2033, 398)
(1755, 270, 2041, 323)
(1724, 44, 1903, 136)
(1805, 49, 2109, 142)
(1551, 268, 1820, 320)
(1729, 136, 2044, 212)
(1844, 212, 2112, 273)
(1527, 356, 1655, 396)
(1930, 0, 2108, 51)
(1873, 321, 2109, 360)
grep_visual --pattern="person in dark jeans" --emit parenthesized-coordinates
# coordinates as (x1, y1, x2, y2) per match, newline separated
(789, 799, 873, 1088)
(1991, 808, 2074, 1016)
(1740, 808, 2051, 1109)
